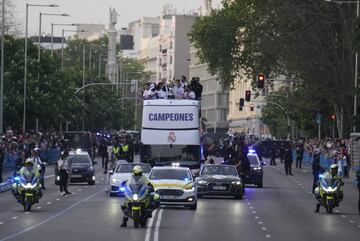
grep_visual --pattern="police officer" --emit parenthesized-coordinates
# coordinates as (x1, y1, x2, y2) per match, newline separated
(58, 151, 71, 196)
(270, 142, 277, 166)
(120, 166, 158, 227)
(295, 144, 303, 169)
(31, 148, 47, 190)
(284, 144, 293, 175)
(312, 152, 322, 193)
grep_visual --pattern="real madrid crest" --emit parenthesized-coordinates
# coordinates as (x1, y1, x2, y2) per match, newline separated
(167, 132, 176, 144)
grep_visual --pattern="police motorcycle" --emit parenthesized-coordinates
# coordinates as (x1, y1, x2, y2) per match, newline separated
(12, 174, 42, 211)
(120, 180, 160, 228)
(314, 171, 343, 214)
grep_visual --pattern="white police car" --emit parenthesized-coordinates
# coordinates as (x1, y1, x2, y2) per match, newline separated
(149, 166, 197, 210)
(108, 163, 151, 196)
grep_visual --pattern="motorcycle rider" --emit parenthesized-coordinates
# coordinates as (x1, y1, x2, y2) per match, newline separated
(13, 158, 42, 200)
(314, 164, 344, 212)
(120, 165, 157, 227)
(31, 148, 46, 190)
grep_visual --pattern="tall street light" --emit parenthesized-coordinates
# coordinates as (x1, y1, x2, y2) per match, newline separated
(325, 0, 359, 132)
(38, 12, 69, 63)
(51, 23, 77, 55)
(0, 0, 5, 134)
(61, 29, 86, 70)
(23, 3, 59, 133)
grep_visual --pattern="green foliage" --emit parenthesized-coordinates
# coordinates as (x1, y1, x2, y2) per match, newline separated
(2, 35, 147, 132)
(190, 0, 358, 138)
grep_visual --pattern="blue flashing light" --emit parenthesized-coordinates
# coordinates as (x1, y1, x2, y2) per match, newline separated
(119, 187, 126, 192)
(319, 174, 324, 179)
(184, 178, 189, 182)
(13, 176, 20, 182)
(248, 149, 256, 154)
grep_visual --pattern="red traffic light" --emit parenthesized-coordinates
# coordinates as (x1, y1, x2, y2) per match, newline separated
(257, 74, 265, 89)
(331, 114, 336, 121)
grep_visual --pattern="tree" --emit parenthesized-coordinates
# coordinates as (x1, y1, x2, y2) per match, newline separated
(190, 0, 357, 138)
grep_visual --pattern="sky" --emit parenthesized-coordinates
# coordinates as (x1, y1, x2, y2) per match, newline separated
(13, 0, 222, 37)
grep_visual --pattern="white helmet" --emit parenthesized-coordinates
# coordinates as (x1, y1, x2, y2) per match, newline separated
(25, 158, 34, 166)
(133, 165, 143, 176)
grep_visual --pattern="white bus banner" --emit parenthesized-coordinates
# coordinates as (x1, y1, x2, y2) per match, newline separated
(142, 105, 199, 130)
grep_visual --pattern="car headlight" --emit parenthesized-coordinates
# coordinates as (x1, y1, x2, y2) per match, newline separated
(197, 180, 207, 185)
(111, 177, 121, 184)
(253, 167, 261, 171)
(185, 183, 195, 190)
(132, 194, 139, 201)
(231, 181, 242, 186)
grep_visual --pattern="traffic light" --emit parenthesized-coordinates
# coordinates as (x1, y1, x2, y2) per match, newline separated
(239, 98, 244, 111)
(240, 98, 244, 107)
(257, 74, 265, 89)
(245, 90, 251, 102)
(331, 114, 336, 121)
(250, 103, 254, 111)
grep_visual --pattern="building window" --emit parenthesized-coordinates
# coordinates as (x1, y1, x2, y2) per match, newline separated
(170, 56, 172, 64)
(170, 41, 173, 49)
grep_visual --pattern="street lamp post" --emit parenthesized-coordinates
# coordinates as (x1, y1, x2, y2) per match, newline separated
(0, 0, 5, 134)
(38, 13, 69, 64)
(51, 23, 77, 55)
(23, 3, 58, 133)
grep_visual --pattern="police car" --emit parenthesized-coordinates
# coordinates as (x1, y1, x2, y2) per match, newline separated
(149, 166, 197, 210)
(108, 163, 151, 196)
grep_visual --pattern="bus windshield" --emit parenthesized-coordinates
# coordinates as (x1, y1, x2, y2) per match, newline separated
(141, 144, 200, 168)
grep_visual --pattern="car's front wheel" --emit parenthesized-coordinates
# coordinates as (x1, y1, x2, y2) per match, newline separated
(88, 180, 95, 185)
(189, 202, 197, 210)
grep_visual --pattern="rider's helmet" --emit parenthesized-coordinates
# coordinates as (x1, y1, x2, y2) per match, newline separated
(330, 164, 338, 176)
(132, 165, 143, 177)
(25, 158, 34, 167)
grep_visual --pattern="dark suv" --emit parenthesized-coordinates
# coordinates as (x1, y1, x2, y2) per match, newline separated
(245, 152, 265, 188)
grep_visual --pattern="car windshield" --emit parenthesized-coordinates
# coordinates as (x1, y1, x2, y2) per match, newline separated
(68, 154, 91, 164)
(247, 154, 260, 165)
(149, 169, 192, 181)
(201, 165, 237, 176)
(116, 164, 151, 174)
(141, 145, 200, 168)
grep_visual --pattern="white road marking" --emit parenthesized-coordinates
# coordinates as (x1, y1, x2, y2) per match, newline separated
(101, 178, 104, 181)
(349, 220, 354, 223)
(0, 188, 105, 241)
(255, 216, 259, 219)
(247, 202, 251, 205)
(47, 202, 52, 205)
(44, 174, 55, 179)
(358, 225, 360, 228)
(36, 207, 42, 209)
(261, 227, 267, 231)
(56, 198, 60, 201)
(11, 217, 17, 220)
(250, 207, 254, 209)
(252, 211, 257, 214)
(335, 210, 339, 213)
(78, 189, 82, 192)
(145, 209, 159, 241)
(341, 215, 346, 218)
(265, 234, 271, 239)
(24, 212, 30, 215)
(0, 222, 4, 225)
(154, 209, 164, 241)
(258, 221, 263, 225)
(84, 186, 88, 188)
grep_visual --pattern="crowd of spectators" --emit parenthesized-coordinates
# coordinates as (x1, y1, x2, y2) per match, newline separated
(143, 76, 203, 100)
(304, 138, 351, 177)
(0, 127, 65, 183)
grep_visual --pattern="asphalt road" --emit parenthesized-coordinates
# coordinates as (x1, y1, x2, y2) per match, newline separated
(0, 158, 359, 241)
